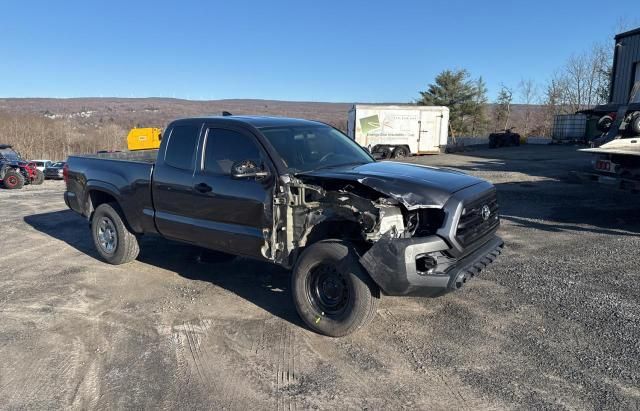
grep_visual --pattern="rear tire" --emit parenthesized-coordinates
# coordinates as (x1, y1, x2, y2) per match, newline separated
(33, 169, 44, 185)
(2, 170, 25, 189)
(291, 240, 380, 337)
(91, 202, 140, 264)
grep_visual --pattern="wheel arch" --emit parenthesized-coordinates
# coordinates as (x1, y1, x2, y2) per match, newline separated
(290, 219, 366, 267)
(83, 183, 141, 232)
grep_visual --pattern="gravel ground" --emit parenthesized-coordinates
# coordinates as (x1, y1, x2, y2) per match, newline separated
(0, 145, 639, 410)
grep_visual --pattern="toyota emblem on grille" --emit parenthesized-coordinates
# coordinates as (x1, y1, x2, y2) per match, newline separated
(481, 205, 491, 221)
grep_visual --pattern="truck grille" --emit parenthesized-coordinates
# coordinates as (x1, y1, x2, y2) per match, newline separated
(455, 191, 499, 247)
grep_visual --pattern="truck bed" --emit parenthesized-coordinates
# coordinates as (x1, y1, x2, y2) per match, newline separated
(80, 149, 158, 163)
(65, 151, 157, 234)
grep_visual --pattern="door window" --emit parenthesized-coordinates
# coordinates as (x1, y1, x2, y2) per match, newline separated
(203, 129, 263, 175)
(164, 125, 200, 170)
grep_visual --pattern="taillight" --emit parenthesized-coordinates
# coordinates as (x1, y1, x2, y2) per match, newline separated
(63, 163, 69, 183)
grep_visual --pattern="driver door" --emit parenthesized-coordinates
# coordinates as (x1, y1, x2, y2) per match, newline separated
(187, 125, 274, 259)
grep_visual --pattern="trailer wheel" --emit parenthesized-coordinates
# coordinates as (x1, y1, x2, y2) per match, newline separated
(391, 146, 410, 159)
(373, 145, 392, 159)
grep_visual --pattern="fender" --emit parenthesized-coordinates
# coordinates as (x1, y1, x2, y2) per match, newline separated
(84, 181, 145, 233)
(84, 180, 122, 211)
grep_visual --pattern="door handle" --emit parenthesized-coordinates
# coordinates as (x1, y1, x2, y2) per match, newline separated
(194, 182, 212, 193)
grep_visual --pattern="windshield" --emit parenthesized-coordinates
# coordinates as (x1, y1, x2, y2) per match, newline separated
(51, 162, 65, 167)
(260, 125, 374, 173)
(0, 148, 22, 162)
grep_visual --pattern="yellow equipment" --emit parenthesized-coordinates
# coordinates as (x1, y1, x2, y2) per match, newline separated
(127, 127, 162, 151)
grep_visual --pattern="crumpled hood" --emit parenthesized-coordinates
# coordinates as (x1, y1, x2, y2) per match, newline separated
(298, 161, 485, 209)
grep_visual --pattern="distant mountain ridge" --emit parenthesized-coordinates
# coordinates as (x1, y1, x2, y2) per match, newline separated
(0, 97, 354, 129)
(0, 97, 544, 132)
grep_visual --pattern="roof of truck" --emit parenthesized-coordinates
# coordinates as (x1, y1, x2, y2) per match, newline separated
(172, 115, 327, 129)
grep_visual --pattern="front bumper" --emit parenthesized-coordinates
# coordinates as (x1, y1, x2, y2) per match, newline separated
(360, 234, 504, 296)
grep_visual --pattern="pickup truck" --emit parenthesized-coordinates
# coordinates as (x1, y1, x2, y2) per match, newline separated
(65, 116, 503, 337)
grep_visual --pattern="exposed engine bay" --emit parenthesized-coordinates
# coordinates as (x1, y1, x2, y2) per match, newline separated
(262, 174, 445, 266)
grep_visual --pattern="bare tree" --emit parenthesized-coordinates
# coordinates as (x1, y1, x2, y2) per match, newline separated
(540, 42, 613, 136)
(494, 85, 513, 131)
(556, 44, 612, 113)
(518, 79, 539, 137)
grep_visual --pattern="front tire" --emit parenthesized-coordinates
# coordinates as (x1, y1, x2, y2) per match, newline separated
(391, 146, 410, 159)
(291, 240, 380, 337)
(91, 203, 140, 264)
(373, 145, 392, 159)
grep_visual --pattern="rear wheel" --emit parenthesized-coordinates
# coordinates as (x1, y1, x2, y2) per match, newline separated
(33, 169, 44, 185)
(2, 170, 25, 189)
(292, 240, 380, 337)
(91, 203, 140, 264)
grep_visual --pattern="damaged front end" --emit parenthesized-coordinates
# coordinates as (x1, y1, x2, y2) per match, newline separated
(262, 172, 503, 297)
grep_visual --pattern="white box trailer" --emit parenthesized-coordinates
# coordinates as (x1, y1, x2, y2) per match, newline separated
(347, 105, 449, 158)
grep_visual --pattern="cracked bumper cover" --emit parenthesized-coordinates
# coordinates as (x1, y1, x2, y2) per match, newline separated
(360, 235, 504, 296)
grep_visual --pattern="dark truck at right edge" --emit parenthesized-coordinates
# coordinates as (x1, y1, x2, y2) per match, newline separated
(64, 115, 503, 337)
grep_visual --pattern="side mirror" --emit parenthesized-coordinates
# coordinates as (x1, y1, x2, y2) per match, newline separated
(231, 160, 269, 179)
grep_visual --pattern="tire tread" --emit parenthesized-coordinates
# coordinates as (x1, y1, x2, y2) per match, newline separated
(92, 202, 139, 265)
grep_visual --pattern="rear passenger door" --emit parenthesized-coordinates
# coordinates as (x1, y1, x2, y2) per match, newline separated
(188, 125, 275, 258)
(152, 122, 203, 242)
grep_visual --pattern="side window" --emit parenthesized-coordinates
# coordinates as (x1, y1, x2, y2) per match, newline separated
(203, 129, 263, 175)
(164, 125, 200, 170)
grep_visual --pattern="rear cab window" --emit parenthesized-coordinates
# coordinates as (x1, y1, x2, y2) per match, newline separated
(164, 124, 201, 170)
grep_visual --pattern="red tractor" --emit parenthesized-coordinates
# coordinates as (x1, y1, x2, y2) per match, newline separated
(0, 144, 45, 189)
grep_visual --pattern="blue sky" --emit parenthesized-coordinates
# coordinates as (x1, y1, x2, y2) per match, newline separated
(1, 0, 637, 103)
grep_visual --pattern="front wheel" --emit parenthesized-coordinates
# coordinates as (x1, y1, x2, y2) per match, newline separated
(2, 170, 25, 189)
(391, 146, 410, 159)
(91, 203, 140, 264)
(291, 240, 380, 337)
(373, 145, 392, 159)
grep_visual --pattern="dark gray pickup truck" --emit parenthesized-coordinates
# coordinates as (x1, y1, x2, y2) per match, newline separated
(65, 116, 503, 336)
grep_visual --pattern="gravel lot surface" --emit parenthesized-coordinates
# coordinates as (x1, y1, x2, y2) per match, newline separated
(1, 145, 638, 410)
